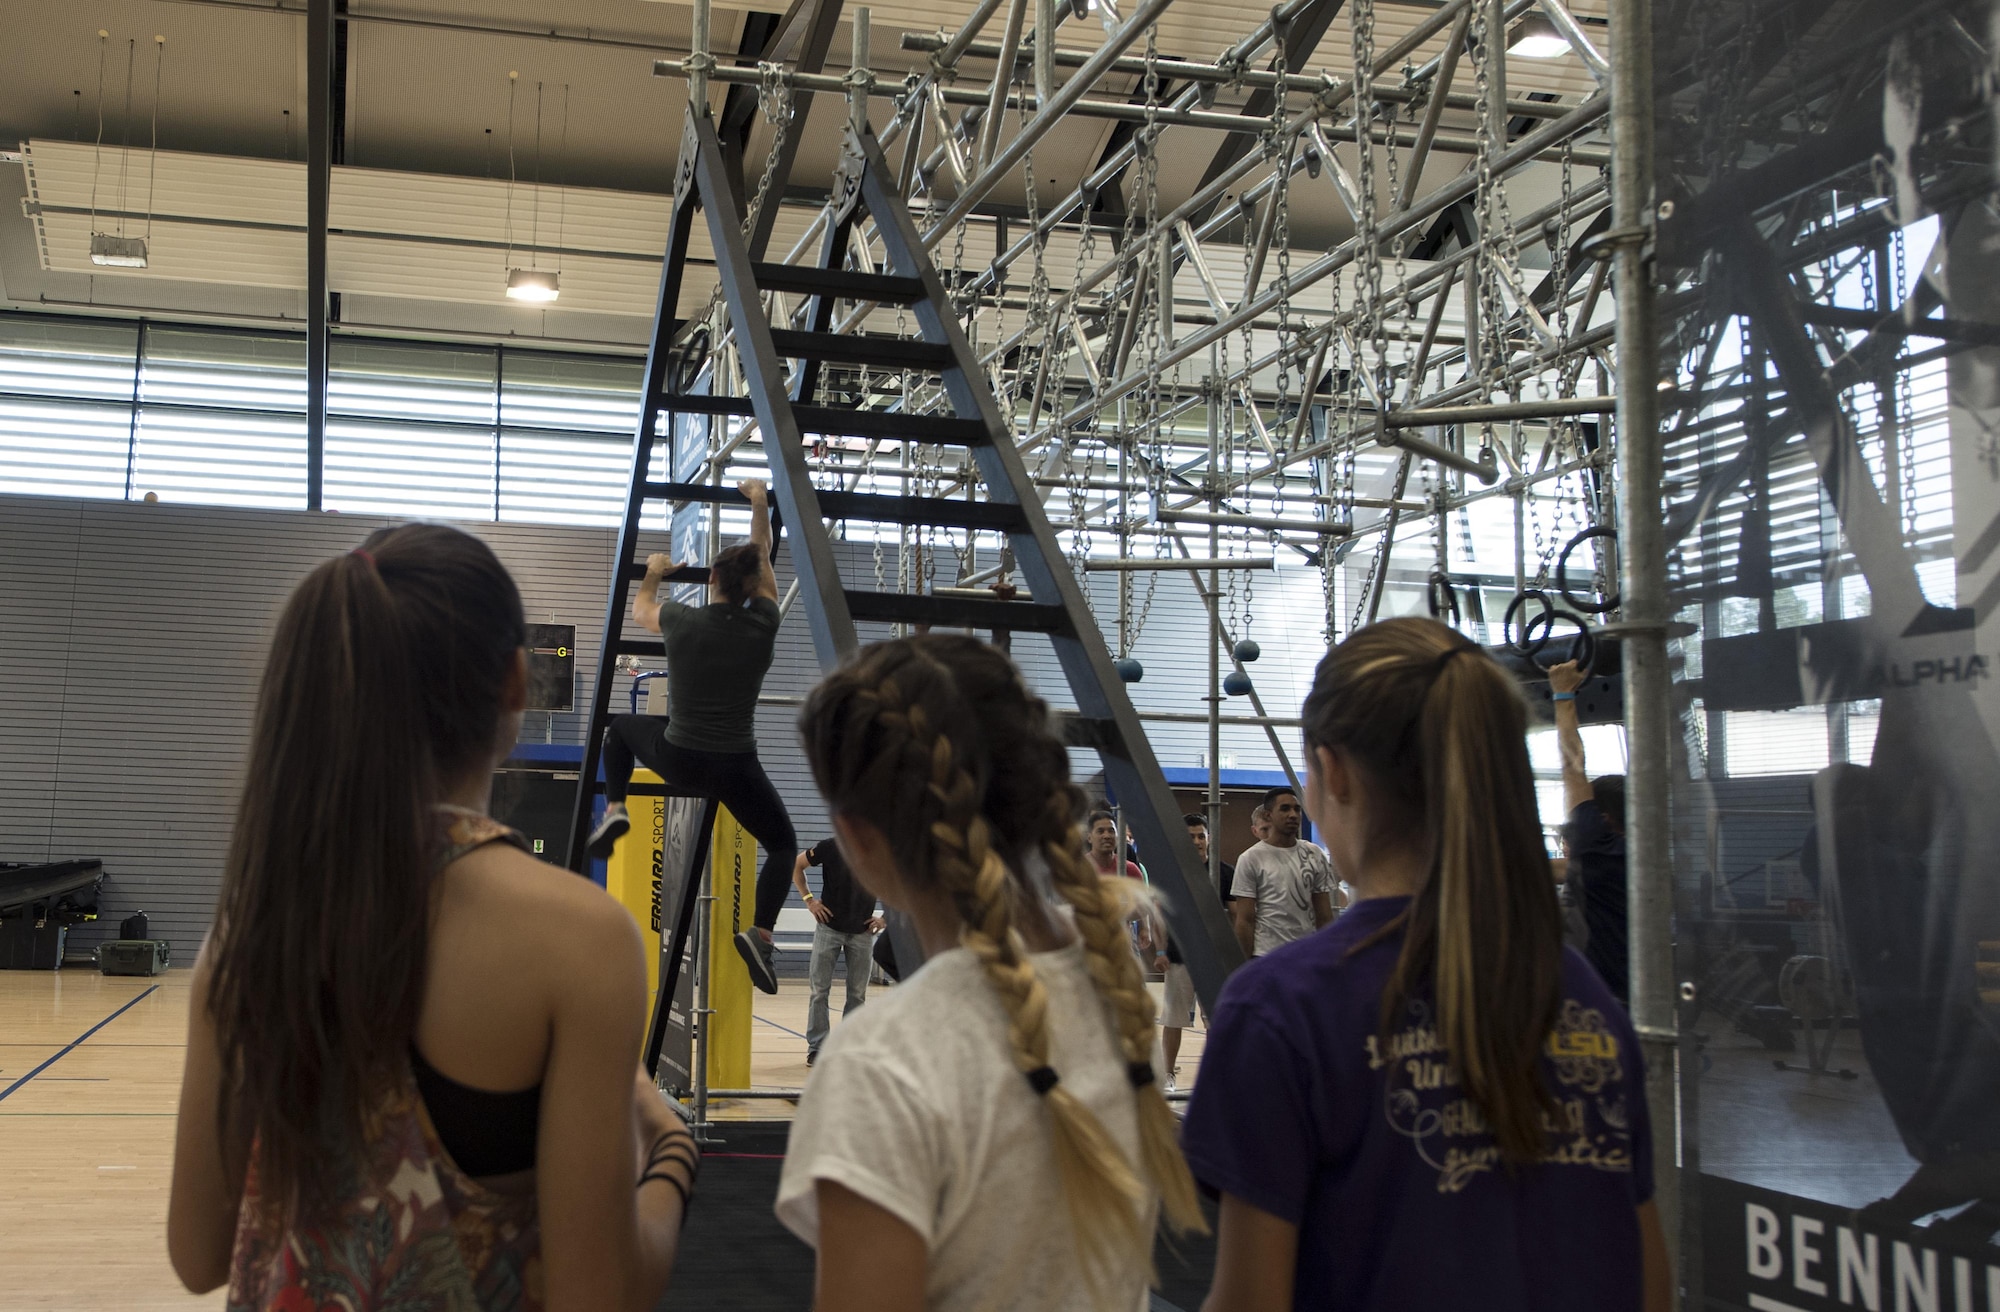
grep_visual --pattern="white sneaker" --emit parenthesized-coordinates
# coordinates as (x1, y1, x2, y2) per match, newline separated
(585, 803, 630, 859)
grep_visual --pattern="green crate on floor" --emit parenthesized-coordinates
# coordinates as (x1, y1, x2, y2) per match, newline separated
(99, 939, 170, 976)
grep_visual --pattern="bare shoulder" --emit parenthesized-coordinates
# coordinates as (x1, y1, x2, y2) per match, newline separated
(441, 843, 643, 962)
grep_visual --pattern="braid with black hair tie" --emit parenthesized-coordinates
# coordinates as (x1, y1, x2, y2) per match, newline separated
(1037, 787, 1210, 1239)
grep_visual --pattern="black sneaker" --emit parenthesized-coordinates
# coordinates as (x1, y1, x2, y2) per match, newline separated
(806, 1048, 819, 1068)
(734, 929, 779, 995)
(585, 806, 630, 860)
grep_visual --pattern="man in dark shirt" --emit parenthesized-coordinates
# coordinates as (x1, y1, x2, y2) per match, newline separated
(791, 838, 884, 1065)
(1550, 660, 1629, 1004)
(1154, 813, 1237, 1089)
(586, 479, 798, 996)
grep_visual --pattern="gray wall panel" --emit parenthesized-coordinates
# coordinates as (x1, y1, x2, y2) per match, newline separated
(1, 491, 1336, 952)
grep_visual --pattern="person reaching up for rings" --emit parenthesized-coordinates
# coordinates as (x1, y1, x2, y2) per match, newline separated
(1183, 617, 1669, 1312)
(168, 524, 696, 1312)
(779, 634, 1205, 1311)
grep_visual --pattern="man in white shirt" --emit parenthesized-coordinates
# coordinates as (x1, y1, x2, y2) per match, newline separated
(1230, 787, 1336, 957)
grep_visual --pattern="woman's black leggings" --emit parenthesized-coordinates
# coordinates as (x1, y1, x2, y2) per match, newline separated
(602, 714, 797, 932)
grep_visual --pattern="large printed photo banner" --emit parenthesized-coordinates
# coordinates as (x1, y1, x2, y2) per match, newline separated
(1705, 1176, 2000, 1312)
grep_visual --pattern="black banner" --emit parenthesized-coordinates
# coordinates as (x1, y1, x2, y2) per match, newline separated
(1704, 1176, 2000, 1312)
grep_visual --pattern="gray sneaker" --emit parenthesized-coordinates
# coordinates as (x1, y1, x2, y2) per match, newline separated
(585, 804, 630, 859)
(734, 929, 779, 995)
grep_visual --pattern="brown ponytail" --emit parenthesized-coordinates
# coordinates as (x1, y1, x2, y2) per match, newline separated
(207, 524, 525, 1226)
(799, 635, 1203, 1292)
(1300, 617, 1563, 1164)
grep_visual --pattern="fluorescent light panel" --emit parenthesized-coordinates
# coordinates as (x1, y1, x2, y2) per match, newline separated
(89, 233, 149, 267)
(506, 267, 560, 302)
(1507, 14, 1571, 58)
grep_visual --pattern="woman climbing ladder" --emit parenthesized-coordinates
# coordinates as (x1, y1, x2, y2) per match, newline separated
(586, 478, 797, 995)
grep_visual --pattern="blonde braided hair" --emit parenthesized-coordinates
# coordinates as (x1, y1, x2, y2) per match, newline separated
(1039, 795, 1208, 1238)
(800, 636, 1197, 1297)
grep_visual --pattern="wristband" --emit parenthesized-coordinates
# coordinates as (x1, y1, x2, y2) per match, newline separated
(1551, 692, 1577, 702)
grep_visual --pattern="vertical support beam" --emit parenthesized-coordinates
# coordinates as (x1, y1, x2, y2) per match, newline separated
(1606, 0, 1680, 1289)
(1035, 0, 1057, 106)
(305, 0, 332, 511)
(979, 0, 1030, 170)
(1206, 371, 1223, 888)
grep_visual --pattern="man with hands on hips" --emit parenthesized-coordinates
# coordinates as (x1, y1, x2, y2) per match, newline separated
(792, 838, 886, 1067)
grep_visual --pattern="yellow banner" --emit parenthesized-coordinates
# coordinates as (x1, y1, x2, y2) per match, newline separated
(706, 809, 755, 1090)
(603, 775, 754, 1092)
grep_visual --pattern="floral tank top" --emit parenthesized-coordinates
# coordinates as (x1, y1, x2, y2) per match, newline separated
(225, 812, 544, 1312)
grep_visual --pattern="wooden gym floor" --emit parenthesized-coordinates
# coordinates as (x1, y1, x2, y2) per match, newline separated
(0, 966, 1208, 1309)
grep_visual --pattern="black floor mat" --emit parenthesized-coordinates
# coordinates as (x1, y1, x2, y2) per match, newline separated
(656, 1120, 1221, 1311)
(658, 1122, 813, 1312)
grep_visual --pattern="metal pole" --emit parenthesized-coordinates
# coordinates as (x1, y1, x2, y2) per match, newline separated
(938, 0, 1011, 66)
(978, 0, 1030, 169)
(691, 855, 715, 1139)
(850, 7, 871, 135)
(1399, 6, 1471, 210)
(1206, 370, 1223, 895)
(688, 0, 712, 107)
(305, 0, 331, 512)
(1083, 557, 1274, 571)
(1035, 0, 1057, 106)
(1606, 0, 1680, 1290)
(925, 0, 1176, 241)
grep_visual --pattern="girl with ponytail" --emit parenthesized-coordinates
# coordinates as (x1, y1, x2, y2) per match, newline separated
(1183, 617, 1670, 1312)
(780, 634, 1204, 1311)
(167, 524, 696, 1311)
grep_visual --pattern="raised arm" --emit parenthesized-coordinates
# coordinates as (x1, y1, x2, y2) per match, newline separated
(1548, 661, 1594, 813)
(633, 553, 675, 635)
(739, 480, 779, 602)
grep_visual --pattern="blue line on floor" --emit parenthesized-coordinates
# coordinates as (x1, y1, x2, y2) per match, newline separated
(0, 985, 159, 1104)
(753, 1013, 809, 1041)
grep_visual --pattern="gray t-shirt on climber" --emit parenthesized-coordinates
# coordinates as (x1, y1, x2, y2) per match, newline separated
(658, 596, 781, 754)
(1234, 840, 1335, 956)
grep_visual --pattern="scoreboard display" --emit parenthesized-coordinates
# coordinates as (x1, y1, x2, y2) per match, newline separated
(525, 623, 576, 711)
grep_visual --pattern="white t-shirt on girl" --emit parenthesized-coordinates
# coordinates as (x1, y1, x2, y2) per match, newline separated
(776, 939, 1158, 1311)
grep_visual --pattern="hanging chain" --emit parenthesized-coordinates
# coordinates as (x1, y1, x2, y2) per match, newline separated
(1893, 226, 1922, 541)
(1270, 33, 1295, 450)
(1352, 0, 1387, 412)
(742, 64, 792, 241)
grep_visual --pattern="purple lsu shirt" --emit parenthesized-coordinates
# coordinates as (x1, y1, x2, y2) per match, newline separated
(1181, 895, 1652, 1311)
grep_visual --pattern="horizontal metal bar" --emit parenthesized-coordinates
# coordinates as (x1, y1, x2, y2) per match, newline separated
(899, 31, 1582, 119)
(1381, 395, 1618, 426)
(640, 480, 747, 504)
(1375, 425, 1504, 483)
(1154, 509, 1350, 536)
(1138, 710, 1305, 727)
(1081, 557, 1276, 571)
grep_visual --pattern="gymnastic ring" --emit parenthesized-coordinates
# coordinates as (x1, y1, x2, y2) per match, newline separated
(1426, 570, 1460, 624)
(1531, 608, 1598, 677)
(1557, 526, 1621, 615)
(1503, 588, 1556, 656)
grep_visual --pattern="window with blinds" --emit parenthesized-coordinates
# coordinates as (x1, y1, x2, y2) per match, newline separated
(0, 310, 649, 527)
(0, 317, 138, 500)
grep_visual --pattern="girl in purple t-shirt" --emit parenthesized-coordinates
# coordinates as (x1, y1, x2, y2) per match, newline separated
(1182, 617, 1671, 1311)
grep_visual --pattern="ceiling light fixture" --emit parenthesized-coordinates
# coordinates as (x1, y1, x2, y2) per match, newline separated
(90, 232, 149, 267)
(1507, 13, 1571, 58)
(506, 267, 560, 301)
(501, 72, 564, 303)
